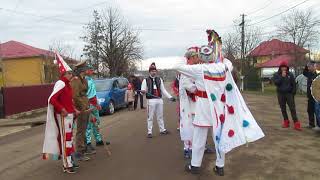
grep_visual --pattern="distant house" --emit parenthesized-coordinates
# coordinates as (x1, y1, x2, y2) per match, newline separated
(247, 39, 309, 78)
(0, 41, 77, 87)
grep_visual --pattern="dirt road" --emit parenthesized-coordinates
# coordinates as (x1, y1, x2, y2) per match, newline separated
(0, 93, 319, 180)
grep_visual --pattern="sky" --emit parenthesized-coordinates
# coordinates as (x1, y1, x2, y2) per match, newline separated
(0, 0, 319, 70)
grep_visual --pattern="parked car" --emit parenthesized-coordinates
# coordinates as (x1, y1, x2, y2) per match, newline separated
(95, 77, 129, 115)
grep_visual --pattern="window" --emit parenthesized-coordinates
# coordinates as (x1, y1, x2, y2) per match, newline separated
(118, 78, 128, 89)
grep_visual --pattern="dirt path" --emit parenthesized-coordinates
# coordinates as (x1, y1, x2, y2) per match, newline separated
(0, 93, 319, 180)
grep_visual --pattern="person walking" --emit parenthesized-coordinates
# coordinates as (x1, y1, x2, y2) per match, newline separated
(42, 53, 80, 173)
(71, 61, 93, 161)
(132, 76, 145, 110)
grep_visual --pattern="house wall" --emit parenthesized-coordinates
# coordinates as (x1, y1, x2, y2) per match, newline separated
(2, 57, 45, 87)
(256, 56, 271, 64)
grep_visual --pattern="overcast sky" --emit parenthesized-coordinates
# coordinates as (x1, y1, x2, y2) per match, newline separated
(0, 0, 319, 69)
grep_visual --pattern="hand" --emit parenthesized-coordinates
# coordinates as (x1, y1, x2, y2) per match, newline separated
(61, 108, 68, 117)
(281, 71, 287, 77)
(75, 109, 81, 116)
(169, 97, 176, 102)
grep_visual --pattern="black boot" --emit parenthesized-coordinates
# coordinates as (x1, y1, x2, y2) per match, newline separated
(96, 141, 104, 146)
(185, 163, 200, 174)
(214, 166, 224, 176)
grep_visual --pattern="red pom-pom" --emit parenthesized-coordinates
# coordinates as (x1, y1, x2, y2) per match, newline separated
(221, 94, 226, 103)
(219, 114, 225, 124)
(228, 129, 235, 137)
(227, 105, 234, 114)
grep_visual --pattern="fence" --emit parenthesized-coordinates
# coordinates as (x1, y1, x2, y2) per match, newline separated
(2, 84, 54, 117)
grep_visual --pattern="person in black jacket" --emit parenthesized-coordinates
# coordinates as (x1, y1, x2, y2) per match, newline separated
(303, 61, 317, 128)
(131, 76, 145, 110)
(273, 61, 301, 131)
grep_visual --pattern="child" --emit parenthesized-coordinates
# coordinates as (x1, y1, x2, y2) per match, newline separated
(125, 83, 135, 111)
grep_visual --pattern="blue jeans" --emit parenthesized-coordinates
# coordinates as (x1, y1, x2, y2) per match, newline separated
(314, 101, 320, 127)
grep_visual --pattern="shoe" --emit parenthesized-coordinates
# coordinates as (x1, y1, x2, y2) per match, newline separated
(185, 163, 200, 174)
(312, 127, 320, 131)
(214, 166, 224, 176)
(304, 125, 315, 129)
(147, 134, 152, 138)
(184, 149, 190, 159)
(160, 130, 170, 135)
(63, 167, 76, 174)
(294, 121, 302, 131)
(105, 141, 111, 145)
(84, 144, 96, 155)
(282, 120, 290, 128)
(75, 152, 90, 161)
(96, 141, 104, 146)
(73, 164, 79, 169)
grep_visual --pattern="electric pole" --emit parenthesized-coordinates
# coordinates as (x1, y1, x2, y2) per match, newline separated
(239, 14, 246, 91)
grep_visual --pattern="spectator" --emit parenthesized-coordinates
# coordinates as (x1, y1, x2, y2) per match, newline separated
(303, 61, 317, 128)
(132, 76, 145, 110)
(125, 83, 135, 111)
(273, 61, 301, 131)
(313, 61, 320, 131)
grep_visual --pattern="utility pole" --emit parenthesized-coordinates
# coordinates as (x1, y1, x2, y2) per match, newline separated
(239, 14, 246, 91)
(308, 44, 311, 61)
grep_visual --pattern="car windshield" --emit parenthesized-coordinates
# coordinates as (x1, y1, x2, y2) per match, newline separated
(95, 80, 113, 91)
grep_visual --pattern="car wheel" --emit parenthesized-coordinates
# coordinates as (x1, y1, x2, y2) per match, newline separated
(107, 101, 115, 115)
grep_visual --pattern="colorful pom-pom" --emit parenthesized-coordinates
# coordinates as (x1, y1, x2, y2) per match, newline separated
(228, 129, 235, 137)
(216, 136, 220, 142)
(243, 120, 250, 127)
(227, 105, 234, 114)
(221, 94, 226, 102)
(226, 83, 233, 91)
(219, 114, 225, 124)
(210, 93, 217, 102)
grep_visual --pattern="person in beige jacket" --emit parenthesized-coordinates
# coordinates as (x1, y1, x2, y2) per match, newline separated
(125, 83, 135, 110)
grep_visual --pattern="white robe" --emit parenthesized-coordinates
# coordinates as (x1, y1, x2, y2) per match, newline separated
(42, 80, 65, 158)
(175, 59, 265, 154)
(179, 74, 196, 141)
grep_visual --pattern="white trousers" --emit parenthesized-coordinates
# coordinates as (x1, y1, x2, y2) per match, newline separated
(56, 114, 74, 168)
(191, 126, 225, 168)
(147, 100, 166, 134)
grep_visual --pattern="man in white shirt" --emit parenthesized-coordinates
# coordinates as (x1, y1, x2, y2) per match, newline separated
(179, 47, 199, 159)
(141, 62, 176, 138)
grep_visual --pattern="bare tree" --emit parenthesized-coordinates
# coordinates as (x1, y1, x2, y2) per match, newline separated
(49, 39, 75, 59)
(82, 7, 143, 77)
(223, 22, 262, 60)
(277, 9, 320, 48)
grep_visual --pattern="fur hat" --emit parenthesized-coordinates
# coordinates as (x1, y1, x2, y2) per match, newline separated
(149, 62, 157, 72)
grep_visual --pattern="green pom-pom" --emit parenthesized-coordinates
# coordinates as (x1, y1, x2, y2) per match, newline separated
(226, 83, 233, 91)
(210, 93, 217, 101)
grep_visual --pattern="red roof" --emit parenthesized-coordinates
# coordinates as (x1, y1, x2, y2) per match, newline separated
(256, 54, 306, 68)
(0, 40, 55, 59)
(248, 39, 309, 57)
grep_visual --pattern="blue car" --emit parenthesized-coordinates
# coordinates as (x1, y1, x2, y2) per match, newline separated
(95, 77, 129, 115)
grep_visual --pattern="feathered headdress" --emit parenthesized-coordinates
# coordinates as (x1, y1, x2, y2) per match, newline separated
(206, 29, 224, 63)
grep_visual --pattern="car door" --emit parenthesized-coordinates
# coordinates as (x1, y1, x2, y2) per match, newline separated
(118, 78, 128, 106)
(112, 80, 122, 108)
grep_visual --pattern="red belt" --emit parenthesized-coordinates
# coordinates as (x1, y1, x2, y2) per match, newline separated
(195, 90, 208, 98)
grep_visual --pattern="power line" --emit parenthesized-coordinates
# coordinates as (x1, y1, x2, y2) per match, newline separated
(248, 0, 311, 26)
(246, 0, 273, 16)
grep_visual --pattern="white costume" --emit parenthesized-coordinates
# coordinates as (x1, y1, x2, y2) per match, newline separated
(175, 58, 265, 168)
(141, 76, 173, 134)
(179, 74, 196, 150)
